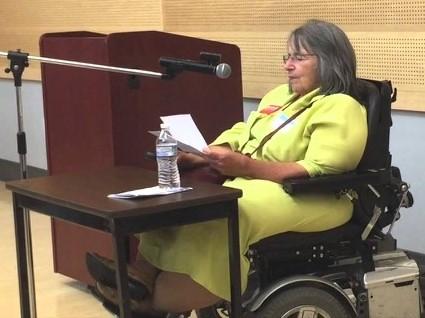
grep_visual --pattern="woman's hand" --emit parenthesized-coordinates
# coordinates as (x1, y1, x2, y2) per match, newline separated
(202, 146, 250, 177)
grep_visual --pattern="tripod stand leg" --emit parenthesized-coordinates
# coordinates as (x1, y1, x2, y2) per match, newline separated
(7, 51, 38, 317)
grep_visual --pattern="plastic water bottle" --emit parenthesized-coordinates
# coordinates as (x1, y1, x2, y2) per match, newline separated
(156, 124, 181, 189)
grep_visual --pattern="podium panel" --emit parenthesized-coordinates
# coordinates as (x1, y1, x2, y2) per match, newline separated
(40, 31, 243, 283)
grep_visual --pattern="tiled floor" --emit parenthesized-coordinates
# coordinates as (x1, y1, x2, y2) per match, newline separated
(0, 181, 112, 317)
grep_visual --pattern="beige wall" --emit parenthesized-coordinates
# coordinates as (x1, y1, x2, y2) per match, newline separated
(1, 0, 424, 111)
(0, 0, 162, 79)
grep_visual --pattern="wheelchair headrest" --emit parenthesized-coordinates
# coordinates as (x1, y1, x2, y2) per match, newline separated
(355, 79, 393, 171)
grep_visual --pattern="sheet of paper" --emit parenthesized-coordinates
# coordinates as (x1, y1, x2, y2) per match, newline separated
(107, 186, 192, 199)
(160, 114, 208, 153)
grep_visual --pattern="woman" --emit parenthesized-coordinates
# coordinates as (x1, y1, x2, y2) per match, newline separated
(89, 19, 368, 316)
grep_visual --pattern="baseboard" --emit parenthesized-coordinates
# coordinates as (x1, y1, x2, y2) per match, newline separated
(0, 158, 48, 181)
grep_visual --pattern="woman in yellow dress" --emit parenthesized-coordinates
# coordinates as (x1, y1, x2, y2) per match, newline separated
(89, 19, 368, 316)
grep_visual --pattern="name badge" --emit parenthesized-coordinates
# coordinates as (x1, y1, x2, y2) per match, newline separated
(272, 113, 295, 133)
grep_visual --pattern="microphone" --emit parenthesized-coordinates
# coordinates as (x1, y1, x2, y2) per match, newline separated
(159, 57, 232, 79)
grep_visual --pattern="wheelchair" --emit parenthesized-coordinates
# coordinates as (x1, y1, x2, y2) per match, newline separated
(196, 79, 422, 318)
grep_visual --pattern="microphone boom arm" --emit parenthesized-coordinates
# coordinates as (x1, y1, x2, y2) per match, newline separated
(159, 52, 231, 79)
(0, 50, 166, 79)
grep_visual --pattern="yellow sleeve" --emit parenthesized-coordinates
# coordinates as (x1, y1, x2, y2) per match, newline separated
(296, 94, 368, 177)
(210, 121, 247, 150)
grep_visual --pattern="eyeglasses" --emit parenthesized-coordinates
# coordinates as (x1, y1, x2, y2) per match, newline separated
(283, 53, 316, 63)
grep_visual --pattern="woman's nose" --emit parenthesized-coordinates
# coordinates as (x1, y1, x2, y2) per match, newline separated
(284, 60, 295, 70)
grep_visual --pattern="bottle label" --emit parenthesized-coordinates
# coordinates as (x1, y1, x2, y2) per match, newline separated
(156, 145, 177, 157)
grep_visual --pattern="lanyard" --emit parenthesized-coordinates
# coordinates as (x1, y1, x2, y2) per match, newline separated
(246, 105, 310, 158)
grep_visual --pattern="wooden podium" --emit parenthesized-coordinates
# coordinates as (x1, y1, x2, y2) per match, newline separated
(39, 31, 243, 284)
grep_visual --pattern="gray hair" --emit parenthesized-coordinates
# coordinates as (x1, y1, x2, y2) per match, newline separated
(289, 19, 358, 98)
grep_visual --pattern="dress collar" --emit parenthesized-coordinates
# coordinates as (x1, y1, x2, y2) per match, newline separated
(286, 87, 324, 111)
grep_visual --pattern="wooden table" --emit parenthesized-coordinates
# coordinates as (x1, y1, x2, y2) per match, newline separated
(6, 166, 243, 318)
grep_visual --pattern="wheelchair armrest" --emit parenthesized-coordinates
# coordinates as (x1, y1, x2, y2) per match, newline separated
(282, 169, 391, 195)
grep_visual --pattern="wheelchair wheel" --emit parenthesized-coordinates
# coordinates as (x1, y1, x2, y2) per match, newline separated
(256, 286, 353, 318)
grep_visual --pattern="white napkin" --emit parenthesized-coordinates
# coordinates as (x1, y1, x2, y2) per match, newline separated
(108, 186, 192, 199)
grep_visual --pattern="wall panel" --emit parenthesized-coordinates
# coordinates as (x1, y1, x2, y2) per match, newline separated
(162, 0, 425, 111)
(0, 0, 162, 81)
(180, 30, 425, 111)
(178, 32, 286, 101)
(163, 0, 425, 31)
(1, 0, 424, 110)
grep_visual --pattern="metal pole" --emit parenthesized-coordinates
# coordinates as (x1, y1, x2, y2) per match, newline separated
(16, 85, 37, 318)
(3, 51, 38, 318)
(0, 51, 165, 78)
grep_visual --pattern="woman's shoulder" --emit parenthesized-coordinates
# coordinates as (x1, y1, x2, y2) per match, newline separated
(319, 92, 360, 103)
(314, 92, 363, 111)
(309, 92, 366, 123)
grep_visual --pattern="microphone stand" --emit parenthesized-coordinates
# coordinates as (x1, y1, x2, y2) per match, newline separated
(0, 49, 169, 318)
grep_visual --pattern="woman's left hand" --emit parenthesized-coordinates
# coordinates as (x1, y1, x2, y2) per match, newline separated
(202, 146, 251, 177)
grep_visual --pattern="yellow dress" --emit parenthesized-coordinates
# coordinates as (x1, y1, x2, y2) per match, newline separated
(139, 85, 368, 301)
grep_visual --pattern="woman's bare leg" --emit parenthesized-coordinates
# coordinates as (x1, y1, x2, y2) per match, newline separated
(133, 253, 160, 285)
(133, 253, 220, 313)
(152, 271, 221, 313)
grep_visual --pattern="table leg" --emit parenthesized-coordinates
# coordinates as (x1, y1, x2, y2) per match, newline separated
(228, 201, 242, 318)
(13, 194, 31, 318)
(110, 220, 133, 318)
